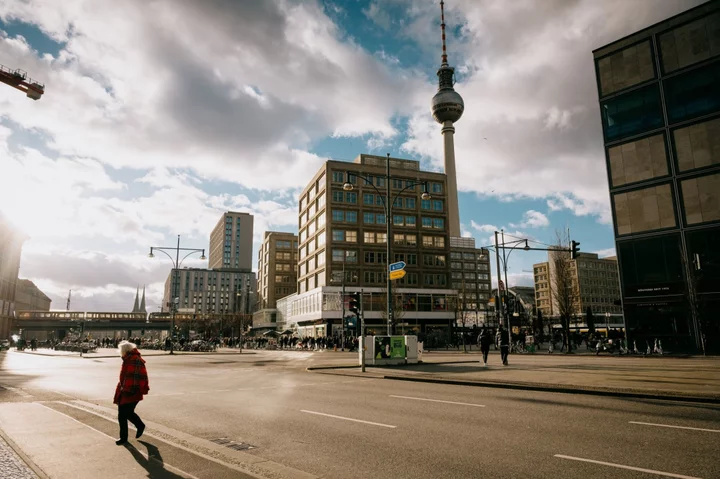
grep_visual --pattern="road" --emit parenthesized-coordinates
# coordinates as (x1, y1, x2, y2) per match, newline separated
(1, 349, 718, 479)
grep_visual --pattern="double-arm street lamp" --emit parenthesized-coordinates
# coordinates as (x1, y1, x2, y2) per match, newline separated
(148, 234, 206, 354)
(343, 153, 431, 336)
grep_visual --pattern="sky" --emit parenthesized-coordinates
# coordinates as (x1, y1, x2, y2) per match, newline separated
(0, 0, 702, 312)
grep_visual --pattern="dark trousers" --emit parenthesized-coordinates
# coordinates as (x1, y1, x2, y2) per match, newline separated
(500, 346, 509, 364)
(118, 402, 143, 441)
(481, 345, 490, 363)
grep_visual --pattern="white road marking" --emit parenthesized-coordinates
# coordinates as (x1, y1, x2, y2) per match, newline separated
(39, 403, 200, 479)
(629, 421, 720, 433)
(389, 395, 485, 408)
(554, 454, 703, 479)
(300, 409, 397, 428)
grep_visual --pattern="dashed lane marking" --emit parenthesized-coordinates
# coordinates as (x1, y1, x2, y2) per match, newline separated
(300, 410, 397, 428)
(629, 421, 720, 433)
(389, 395, 485, 408)
(554, 454, 702, 479)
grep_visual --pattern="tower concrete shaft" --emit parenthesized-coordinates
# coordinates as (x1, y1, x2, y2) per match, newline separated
(442, 121, 461, 237)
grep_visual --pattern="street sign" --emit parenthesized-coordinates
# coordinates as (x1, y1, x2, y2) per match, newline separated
(389, 261, 406, 272)
(389, 270, 406, 281)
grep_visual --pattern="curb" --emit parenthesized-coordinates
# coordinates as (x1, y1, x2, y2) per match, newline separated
(0, 426, 49, 479)
(307, 366, 720, 404)
(18, 350, 256, 359)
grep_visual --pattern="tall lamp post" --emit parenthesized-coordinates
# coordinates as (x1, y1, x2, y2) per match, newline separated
(492, 233, 529, 352)
(344, 153, 431, 336)
(148, 235, 206, 354)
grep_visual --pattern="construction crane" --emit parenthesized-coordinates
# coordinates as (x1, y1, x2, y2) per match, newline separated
(0, 64, 44, 100)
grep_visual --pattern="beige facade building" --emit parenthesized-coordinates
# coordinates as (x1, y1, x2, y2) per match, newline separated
(279, 153, 457, 337)
(14, 279, 52, 312)
(593, 1, 720, 350)
(533, 253, 622, 320)
(256, 231, 298, 310)
(0, 213, 26, 339)
(449, 237, 491, 326)
(208, 211, 254, 270)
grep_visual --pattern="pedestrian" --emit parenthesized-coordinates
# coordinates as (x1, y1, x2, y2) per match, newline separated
(478, 327, 492, 366)
(497, 326, 509, 365)
(113, 341, 149, 446)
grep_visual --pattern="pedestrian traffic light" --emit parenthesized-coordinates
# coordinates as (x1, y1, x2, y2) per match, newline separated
(349, 292, 360, 315)
(571, 240, 580, 260)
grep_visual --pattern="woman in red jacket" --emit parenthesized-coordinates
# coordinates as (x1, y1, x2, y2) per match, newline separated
(114, 341, 149, 445)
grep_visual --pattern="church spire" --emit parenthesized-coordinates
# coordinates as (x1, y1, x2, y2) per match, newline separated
(132, 286, 140, 313)
(140, 285, 147, 313)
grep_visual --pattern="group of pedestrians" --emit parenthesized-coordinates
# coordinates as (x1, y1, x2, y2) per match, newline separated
(477, 326, 510, 366)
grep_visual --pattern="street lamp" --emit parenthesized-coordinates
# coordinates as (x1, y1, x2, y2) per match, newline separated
(148, 234, 206, 354)
(343, 153, 431, 336)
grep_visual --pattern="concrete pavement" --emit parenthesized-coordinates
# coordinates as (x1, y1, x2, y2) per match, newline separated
(1, 349, 719, 478)
(308, 350, 720, 403)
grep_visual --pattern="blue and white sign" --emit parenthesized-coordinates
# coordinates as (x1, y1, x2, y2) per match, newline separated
(389, 261, 406, 272)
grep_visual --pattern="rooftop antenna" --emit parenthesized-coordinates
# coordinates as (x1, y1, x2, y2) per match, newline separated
(440, 0, 448, 66)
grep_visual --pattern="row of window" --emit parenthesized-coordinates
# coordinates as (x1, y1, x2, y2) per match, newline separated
(331, 171, 444, 194)
(451, 272, 490, 280)
(331, 230, 446, 247)
(328, 270, 448, 287)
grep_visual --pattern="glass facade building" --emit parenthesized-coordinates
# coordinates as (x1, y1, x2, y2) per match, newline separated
(593, 1, 720, 351)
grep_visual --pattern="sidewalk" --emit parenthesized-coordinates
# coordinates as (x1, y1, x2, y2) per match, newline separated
(309, 352, 720, 403)
(18, 347, 253, 359)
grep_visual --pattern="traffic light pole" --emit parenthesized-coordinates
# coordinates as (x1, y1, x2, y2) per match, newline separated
(360, 288, 365, 373)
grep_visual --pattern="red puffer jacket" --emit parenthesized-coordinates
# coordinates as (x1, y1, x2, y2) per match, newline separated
(113, 349, 150, 405)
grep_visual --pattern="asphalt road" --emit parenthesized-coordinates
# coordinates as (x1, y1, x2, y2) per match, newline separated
(1, 349, 719, 479)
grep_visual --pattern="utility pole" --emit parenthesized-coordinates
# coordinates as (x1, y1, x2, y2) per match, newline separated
(494, 231, 504, 330)
(66, 290, 71, 311)
(386, 154, 393, 336)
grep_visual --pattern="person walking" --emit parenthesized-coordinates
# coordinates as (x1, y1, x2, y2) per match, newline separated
(497, 326, 509, 366)
(478, 327, 492, 366)
(113, 341, 149, 445)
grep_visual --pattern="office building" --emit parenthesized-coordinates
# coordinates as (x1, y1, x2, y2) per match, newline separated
(253, 232, 298, 330)
(533, 253, 623, 321)
(14, 279, 52, 312)
(162, 268, 255, 316)
(449, 237, 491, 327)
(0, 213, 26, 339)
(284, 153, 457, 337)
(208, 211, 254, 270)
(593, 1, 720, 350)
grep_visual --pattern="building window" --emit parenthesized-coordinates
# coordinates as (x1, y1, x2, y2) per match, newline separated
(421, 199, 432, 210)
(664, 62, 720, 124)
(405, 197, 416, 209)
(332, 249, 345, 262)
(405, 216, 416, 227)
(363, 212, 375, 224)
(363, 193, 375, 205)
(433, 218, 444, 229)
(346, 211, 357, 223)
(365, 232, 376, 243)
(332, 210, 344, 222)
(332, 171, 344, 183)
(601, 83, 663, 142)
(346, 192, 357, 204)
(393, 215, 404, 226)
(376, 233, 387, 244)
(613, 184, 675, 235)
(422, 217, 433, 228)
(346, 231, 357, 243)
(364, 251, 375, 263)
(431, 182, 442, 194)
(332, 190, 344, 202)
(433, 200, 443, 211)
(332, 230, 344, 242)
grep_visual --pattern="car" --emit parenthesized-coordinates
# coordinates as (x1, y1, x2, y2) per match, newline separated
(0, 339, 10, 351)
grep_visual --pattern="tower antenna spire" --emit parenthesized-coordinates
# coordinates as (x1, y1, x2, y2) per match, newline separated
(440, 1, 448, 66)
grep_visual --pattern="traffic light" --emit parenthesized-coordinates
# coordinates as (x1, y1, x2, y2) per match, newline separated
(349, 292, 360, 315)
(571, 240, 580, 260)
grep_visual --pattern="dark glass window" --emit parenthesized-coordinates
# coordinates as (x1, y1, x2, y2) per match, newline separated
(602, 84, 663, 142)
(685, 227, 720, 294)
(664, 62, 720, 124)
(618, 234, 684, 297)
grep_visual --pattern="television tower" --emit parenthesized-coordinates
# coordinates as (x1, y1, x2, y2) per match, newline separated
(430, 0, 464, 238)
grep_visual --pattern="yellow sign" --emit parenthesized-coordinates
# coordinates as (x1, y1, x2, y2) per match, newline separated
(389, 270, 406, 281)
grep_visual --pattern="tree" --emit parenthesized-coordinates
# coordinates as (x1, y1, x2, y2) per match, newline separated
(586, 306, 595, 335)
(455, 278, 473, 353)
(378, 283, 406, 335)
(534, 310, 544, 338)
(550, 230, 580, 353)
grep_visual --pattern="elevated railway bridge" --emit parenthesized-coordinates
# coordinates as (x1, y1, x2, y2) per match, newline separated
(13, 311, 252, 339)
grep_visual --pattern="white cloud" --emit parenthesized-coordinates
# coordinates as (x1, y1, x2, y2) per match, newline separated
(510, 210, 550, 229)
(470, 221, 497, 233)
(593, 247, 616, 258)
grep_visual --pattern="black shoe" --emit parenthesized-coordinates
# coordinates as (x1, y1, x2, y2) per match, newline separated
(116, 439, 128, 446)
(136, 423, 145, 439)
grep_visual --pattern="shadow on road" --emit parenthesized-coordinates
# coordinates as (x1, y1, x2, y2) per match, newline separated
(124, 440, 185, 478)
